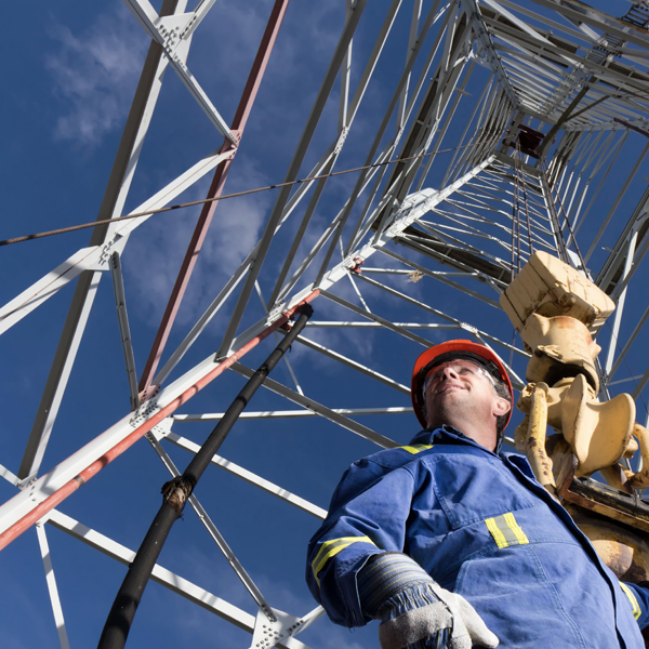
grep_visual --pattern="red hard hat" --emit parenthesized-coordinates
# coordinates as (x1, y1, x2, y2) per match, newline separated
(411, 339, 514, 429)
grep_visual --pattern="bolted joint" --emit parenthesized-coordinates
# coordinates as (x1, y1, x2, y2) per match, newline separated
(161, 476, 196, 513)
(139, 384, 160, 403)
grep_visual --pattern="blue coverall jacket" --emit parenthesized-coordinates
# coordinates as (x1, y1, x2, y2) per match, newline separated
(306, 426, 649, 648)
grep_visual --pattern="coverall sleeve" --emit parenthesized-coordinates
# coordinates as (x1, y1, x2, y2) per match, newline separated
(305, 457, 417, 627)
(621, 581, 649, 630)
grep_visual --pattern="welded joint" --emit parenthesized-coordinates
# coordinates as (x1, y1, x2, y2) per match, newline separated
(161, 475, 195, 514)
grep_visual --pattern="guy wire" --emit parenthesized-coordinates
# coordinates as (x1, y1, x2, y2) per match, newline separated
(0, 142, 480, 248)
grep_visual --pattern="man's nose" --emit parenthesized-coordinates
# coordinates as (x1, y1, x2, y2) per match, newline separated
(438, 365, 459, 381)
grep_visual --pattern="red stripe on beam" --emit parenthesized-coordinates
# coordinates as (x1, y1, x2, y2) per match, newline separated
(138, 0, 292, 396)
(0, 290, 318, 552)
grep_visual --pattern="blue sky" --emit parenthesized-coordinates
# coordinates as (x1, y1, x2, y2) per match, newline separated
(1, 1, 647, 648)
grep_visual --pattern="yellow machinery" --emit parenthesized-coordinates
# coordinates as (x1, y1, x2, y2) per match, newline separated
(502, 253, 649, 583)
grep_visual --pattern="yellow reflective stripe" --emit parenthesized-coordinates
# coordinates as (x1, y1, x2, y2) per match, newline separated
(311, 536, 375, 586)
(485, 512, 529, 549)
(401, 444, 434, 455)
(503, 512, 529, 545)
(620, 582, 642, 620)
(485, 516, 509, 548)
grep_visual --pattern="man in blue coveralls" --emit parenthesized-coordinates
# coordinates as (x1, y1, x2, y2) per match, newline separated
(306, 340, 649, 648)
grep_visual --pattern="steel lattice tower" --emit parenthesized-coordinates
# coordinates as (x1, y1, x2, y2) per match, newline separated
(3, 1, 649, 647)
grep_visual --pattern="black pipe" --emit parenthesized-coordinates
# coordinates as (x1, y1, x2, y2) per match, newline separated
(97, 304, 314, 649)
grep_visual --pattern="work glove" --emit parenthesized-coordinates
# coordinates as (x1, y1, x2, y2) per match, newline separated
(357, 552, 498, 649)
(377, 581, 499, 649)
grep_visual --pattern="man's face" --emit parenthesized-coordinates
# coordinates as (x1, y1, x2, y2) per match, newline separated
(423, 359, 509, 444)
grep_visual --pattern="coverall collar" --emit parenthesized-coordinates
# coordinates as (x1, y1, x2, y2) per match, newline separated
(409, 425, 503, 456)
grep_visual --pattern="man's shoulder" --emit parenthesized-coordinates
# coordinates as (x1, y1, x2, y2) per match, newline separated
(355, 431, 477, 470)
(358, 440, 437, 469)
(349, 426, 512, 475)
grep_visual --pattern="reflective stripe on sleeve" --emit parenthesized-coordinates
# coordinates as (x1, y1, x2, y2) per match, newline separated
(485, 512, 529, 548)
(400, 444, 434, 455)
(311, 536, 377, 586)
(620, 582, 642, 621)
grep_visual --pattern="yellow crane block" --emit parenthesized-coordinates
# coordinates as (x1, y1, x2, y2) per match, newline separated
(499, 251, 615, 335)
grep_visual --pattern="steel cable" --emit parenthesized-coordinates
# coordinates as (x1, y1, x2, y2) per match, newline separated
(0, 143, 480, 248)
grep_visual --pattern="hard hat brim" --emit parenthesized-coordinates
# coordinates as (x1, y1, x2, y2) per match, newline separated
(411, 340, 514, 430)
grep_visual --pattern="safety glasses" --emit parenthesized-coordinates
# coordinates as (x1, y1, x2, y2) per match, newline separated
(423, 359, 495, 394)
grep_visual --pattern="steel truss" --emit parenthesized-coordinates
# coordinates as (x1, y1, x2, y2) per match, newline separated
(3, 0, 649, 647)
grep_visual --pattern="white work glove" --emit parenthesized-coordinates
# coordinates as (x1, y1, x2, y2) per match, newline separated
(377, 583, 499, 649)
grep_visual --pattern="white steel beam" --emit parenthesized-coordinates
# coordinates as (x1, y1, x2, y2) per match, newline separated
(527, 0, 649, 51)
(16, 0, 192, 481)
(0, 295, 316, 541)
(159, 431, 328, 519)
(35, 523, 71, 649)
(229, 363, 398, 449)
(217, 0, 369, 355)
(604, 230, 638, 376)
(0, 146, 230, 340)
(144, 430, 276, 621)
(45, 510, 313, 649)
(173, 407, 414, 421)
(463, 0, 519, 106)
(319, 289, 436, 349)
(609, 303, 649, 381)
(293, 334, 412, 395)
(123, 0, 237, 143)
(227, 158, 495, 359)
(110, 253, 140, 410)
(152, 147, 339, 388)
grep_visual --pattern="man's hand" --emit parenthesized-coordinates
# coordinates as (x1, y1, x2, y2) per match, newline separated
(358, 553, 499, 649)
(379, 584, 500, 649)
(377, 583, 498, 649)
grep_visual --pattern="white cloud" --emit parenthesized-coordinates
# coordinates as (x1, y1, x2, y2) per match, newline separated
(202, 195, 268, 280)
(122, 155, 271, 328)
(45, 6, 147, 146)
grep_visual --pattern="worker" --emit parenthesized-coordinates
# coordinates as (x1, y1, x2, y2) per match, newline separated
(306, 340, 649, 648)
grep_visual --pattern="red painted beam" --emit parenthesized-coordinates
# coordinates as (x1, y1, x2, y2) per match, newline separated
(0, 291, 318, 553)
(138, 0, 292, 398)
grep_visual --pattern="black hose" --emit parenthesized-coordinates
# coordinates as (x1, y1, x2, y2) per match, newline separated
(97, 304, 314, 649)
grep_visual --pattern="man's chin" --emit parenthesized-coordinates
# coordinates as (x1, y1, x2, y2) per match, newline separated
(432, 386, 467, 401)
(426, 391, 470, 419)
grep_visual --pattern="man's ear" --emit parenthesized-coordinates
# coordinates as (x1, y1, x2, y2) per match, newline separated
(493, 397, 511, 418)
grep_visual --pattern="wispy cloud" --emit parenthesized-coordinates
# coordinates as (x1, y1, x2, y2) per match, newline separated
(45, 6, 147, 146)
(122, 155, 271, 328)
